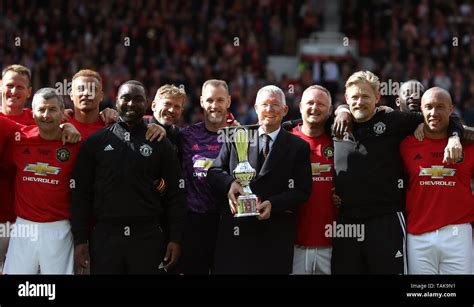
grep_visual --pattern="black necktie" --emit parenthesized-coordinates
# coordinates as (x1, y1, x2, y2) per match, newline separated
(258, 134, 271, 173)
(262, 134, 270, 159)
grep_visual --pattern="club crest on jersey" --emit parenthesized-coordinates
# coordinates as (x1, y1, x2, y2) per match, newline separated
(323, 146, 334, 158)
(56, 148, 70, 162)
(373, 122, 386, 135)
(419, 165, 456, 179)
(140, 144, 153, 157)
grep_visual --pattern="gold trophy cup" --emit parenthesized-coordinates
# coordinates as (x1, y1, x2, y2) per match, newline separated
(232, 128, 259, 217)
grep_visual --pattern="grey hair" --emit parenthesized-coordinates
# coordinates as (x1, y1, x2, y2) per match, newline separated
(255, 85, 286, 106)
(32, 87, 65, 110)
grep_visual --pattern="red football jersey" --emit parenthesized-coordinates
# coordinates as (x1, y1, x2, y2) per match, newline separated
(5, 126, 81, 222)
(400, 136, 474, 234)
(0, 116, 20, 154)
(0, 108, 35, 126)
(292, 124, 335, 247)
(68, 117, 105, 139)
(0, 117, 24, 222)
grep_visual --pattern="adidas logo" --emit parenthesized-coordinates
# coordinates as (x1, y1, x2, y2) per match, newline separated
(191, 144, 200, 151)
(395, 250, 403, 258)
(104, 144, 114, 151)
(23, 148, 30, 155)
(414, 154, 422, 160)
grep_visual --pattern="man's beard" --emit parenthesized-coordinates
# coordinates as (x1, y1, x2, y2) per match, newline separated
(206, 112, 224, 124)
(352, 110, 367, 121)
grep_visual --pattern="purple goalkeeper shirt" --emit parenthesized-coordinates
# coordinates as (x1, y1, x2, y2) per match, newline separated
(179, 122, 223, 213)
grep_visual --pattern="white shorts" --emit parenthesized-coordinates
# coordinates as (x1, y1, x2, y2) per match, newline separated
(3, 217, 74, 275)
(292, 245, 332, 275)
(407, 223, 472, 274)
(472, 231, 474, 274)
(0, 222, 11, 274)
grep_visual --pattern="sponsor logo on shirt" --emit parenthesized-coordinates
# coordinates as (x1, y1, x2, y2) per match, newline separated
(418, 165, 456, 186)
(24, 163, 60, 176)
(206, 145, 220, 151)
(192, 155, 214, 179)
(311, 163, 333, 182)
(419, 165, 456, 179)
(38, 148, 51, 155)
(23, 162, 61, 185)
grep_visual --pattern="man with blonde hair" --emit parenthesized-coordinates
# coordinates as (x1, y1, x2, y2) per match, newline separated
(0, 64, 35, 272)
(148, 84, 186, 147)
(67, 69, 107, 139)
(1, 65, 34, 125)
(68, 69, 164, 142)
(331, 71, 464, 274)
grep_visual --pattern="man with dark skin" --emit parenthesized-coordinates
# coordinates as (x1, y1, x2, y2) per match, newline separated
(396, 80, 424, 113)
(396, 80, 474, 142)
(71, 81, 185, 274)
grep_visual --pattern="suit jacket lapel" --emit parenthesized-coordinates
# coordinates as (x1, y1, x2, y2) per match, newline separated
(259, 128, 289, 177)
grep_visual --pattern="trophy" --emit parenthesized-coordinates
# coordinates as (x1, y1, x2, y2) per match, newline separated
(232, 128, 259, 217)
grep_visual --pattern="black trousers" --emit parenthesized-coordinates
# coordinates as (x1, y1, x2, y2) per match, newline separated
(331, 212, 407, 274)
(90, 221, 166, 274)
(179, 211, 219, 274)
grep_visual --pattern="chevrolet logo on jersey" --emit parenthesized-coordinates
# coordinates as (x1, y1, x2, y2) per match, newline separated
(311, 163, 332, 175)
(24, 163, 61, 176)
(193, 158, 214, 170)
(419, 165, 456, 179)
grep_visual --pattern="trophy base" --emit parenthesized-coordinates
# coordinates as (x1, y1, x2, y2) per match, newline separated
(235, 194, 259, 218)
(234, 212, 260, 218)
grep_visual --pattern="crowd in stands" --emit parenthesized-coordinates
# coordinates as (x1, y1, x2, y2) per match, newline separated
(2, 0, 473, 125)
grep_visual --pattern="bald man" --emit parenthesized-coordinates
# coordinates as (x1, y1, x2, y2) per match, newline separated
(400, 87, 474, 274)
(395, 80, 474, 142)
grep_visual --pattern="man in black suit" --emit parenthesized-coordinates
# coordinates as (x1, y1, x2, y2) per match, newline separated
(207, 85, 312, 274)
